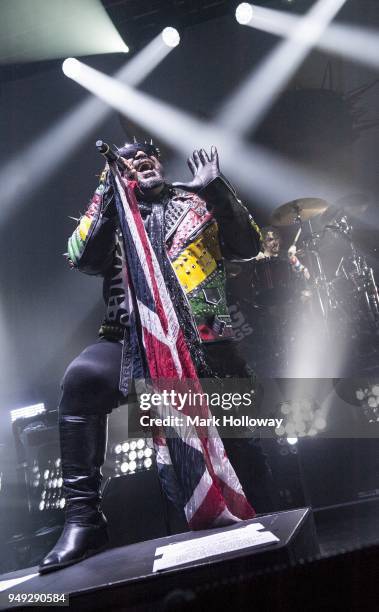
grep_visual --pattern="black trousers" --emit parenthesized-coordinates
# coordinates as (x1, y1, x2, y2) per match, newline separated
(59, 338, 123, 416)
(59, 338, 278, 513)
(59, 338, 253, 416)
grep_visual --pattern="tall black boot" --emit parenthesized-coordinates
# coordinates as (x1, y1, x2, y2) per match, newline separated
(39, 414, 109, 574)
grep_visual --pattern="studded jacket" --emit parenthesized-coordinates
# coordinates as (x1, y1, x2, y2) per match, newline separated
(67, 171, 261, 343)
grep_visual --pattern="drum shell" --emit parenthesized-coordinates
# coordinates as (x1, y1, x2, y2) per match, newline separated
(252, 257, 294, 305)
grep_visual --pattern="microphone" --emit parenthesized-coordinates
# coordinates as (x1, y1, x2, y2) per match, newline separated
(96, 140, 125, 172)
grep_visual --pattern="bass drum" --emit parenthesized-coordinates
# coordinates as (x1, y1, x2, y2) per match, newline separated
(251, 257, 294, 306)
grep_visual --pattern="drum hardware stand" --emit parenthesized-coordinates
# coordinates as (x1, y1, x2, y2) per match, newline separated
(296, 217, 332, 333)
(328, 215, 379, 328)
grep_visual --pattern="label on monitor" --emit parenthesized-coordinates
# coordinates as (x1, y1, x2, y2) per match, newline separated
(153, 522, 279, 572)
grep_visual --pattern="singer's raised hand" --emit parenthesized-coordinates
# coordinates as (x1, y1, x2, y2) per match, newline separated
(173, 146, 220, 193)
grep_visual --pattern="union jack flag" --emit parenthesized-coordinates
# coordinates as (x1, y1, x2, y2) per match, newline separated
(111, 166, 255, 529)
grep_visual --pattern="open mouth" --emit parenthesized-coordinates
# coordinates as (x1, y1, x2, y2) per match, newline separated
(137, 160, 154, 173)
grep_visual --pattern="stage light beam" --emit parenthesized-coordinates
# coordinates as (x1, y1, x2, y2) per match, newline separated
(0, 0, 128, 64)
(237, 4, 379, 72)
(220, 0, 347, 135)
(0, 32, 179, 228)
(61, 60, 350, 207)
(161, 27, 180, 48)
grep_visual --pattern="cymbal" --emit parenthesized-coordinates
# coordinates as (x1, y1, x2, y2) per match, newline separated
(321, 193, 369, 223)
(271, 198, 329, 226)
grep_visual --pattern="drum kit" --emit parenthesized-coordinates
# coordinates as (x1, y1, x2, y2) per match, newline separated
(250, 195, 379, 361)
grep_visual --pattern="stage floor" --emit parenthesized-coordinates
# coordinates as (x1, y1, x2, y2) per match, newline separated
(0, 508, 317, 610)
(0, 500, 378, 611)
(314, 496, 379, 555)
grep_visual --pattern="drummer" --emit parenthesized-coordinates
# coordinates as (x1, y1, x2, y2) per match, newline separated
(254, 226, 281, 260)
(255, 226, 310, 281)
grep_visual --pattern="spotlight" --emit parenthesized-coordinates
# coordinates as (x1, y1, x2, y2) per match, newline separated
(161, 27, 180, 48)
(62, 58, 82, 79)
(354, 384, 379, 423)
(287, 437, 298, 445)
(111, 438, 155, 475)
(120, 462, 129, 473)
(235, 3, 254, 25)
(276, 398, 327, 438)
(11, 403, 45, 423)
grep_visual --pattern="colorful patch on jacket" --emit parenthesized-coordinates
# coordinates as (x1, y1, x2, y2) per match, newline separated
(171, 221, 221, 293)
(167, 194, 212, 260)
(67, 190, 102, 266)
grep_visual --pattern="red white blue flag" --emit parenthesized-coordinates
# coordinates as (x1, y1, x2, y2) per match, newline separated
(111, 167, 255, 528)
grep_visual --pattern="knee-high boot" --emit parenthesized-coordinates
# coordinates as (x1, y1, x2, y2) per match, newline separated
(39, 414, 109, 574)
